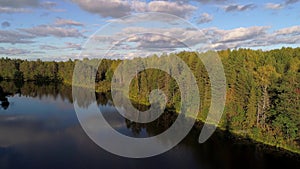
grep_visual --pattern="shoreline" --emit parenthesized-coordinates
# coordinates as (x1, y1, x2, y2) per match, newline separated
(2, 80, 300, 156)
(70, 80, 300, 156)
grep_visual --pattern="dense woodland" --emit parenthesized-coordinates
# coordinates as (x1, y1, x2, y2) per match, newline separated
(0, 47, 299, 153)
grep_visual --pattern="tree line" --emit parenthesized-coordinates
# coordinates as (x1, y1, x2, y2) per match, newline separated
(0, 47, 299, 153)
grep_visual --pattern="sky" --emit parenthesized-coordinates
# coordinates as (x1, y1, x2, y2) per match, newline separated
(0, 0, 300, 61)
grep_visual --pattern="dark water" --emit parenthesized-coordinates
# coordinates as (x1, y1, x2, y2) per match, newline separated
(0, 82, 299, 169)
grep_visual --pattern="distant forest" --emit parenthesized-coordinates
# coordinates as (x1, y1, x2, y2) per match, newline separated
(0, 47, 299, 153)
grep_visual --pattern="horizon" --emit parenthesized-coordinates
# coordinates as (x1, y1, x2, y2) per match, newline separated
(0, 46, 299, 62)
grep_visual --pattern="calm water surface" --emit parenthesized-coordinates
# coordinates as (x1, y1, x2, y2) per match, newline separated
(0, 82, 299, 169)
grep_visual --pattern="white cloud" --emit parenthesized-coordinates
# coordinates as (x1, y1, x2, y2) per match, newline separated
(197, 13, 213, 24)
(71, 0, 132, 18)
(65, 42, 82, 50)
(147, 1, 197, 18)
(0, 30, 35, 44)
(90, 25, 270, 53)
(0, 0, 39, 8)
(285, 0, 300, 5)
(0, 6, 31, 13)
(202, 26, 300, 50)
(131, 0, 147, 12)
(169, 0, 226, 4)
(63, 24, 300, 60)
(54, 18, 84, 27)
(0, 18, 85, 44)
(224, 4, 256, 12)
(71, 0, 197, 18)
(0, 1, 64, 13)
(265, 3, 283, 10)
(102, 25, 300, 53)
(265, 0, 300, 10)
(20, 25, 84, 38)
(40, 45, 60, 50)
(40, 42, 82, 51)
(275, 26, 300, 36)
(107, 12, 180, 24)
(40, 1, 65, 12)
(0, 47, 31, 55)
(40, 1, 57, 9)
(219, 26, 269, 43)
(126, 34, 185, 51)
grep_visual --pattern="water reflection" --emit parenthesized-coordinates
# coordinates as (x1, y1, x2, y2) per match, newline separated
(0, 81, 299, 169)
(0, 86, 10, 110)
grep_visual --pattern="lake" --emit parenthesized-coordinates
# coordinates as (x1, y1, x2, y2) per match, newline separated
(0, 82, 299, 169)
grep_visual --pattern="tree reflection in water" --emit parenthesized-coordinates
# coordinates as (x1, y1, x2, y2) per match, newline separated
(0, 86, 10, 110)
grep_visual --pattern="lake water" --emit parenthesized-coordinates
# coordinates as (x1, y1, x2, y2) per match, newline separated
(0, 82, 299, 169)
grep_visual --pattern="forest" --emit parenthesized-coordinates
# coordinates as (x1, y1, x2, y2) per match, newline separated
(0, 47, 299, 153)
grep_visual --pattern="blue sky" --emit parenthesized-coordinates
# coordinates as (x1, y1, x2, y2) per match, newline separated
(0, 0, 300, 60)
